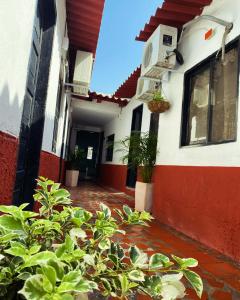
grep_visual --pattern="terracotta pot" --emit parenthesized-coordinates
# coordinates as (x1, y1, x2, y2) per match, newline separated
(65, 170, 79, 187)
(147, 100, 170, 113)
(135, 181, 153, 212)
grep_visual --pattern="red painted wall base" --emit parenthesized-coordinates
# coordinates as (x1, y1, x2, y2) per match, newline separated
(0, 131, 65, 206)
(152, 165, 240, 262)
(0, 131, 18, 205)
(98, 164, 135, 196)
(39, 151, 65, 183)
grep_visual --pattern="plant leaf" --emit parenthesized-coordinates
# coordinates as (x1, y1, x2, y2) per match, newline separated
(99, 238, 111, 250)
(172, 255, 198, 269)
(128, 270, 145, 282)
(0, 215, 23, 231)
(100, 203, 111, 220)
(83, 254, 95, 266)
(18, 274, 47, 300)
(119, 274, 129, 294)
(129, 246, 148, 267)
(123, 205, 132, 216)
(70, 228, 86, 241)
(149, 253, 170, 268)
(23, 251, 56, 268)
(41, 265, 56, 287)
(183, 270, 203, 298)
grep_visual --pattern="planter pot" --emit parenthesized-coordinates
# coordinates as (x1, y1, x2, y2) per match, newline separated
(135, 181, 153, 212)
(65, 170, 79, 187)
(147, 100, 170, 113)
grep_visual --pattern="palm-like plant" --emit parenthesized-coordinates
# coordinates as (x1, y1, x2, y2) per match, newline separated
(117, 131, 158, 183)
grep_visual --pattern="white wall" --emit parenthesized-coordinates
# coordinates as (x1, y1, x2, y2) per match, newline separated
(41, 0, 68, 157)
(102, 98, 151, 164)
(156, 0, 240, 167)
(0, 0, 70, 158)
(0, 0, 37, 137)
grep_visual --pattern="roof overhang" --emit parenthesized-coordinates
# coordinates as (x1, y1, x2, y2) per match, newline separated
(114, 67, 141, 99)
(66, 0, 105, 55)
(71, 91, 129, 108)
(136, 0, 213, 42)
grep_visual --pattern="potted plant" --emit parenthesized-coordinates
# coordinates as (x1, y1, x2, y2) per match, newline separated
(0, 177, 203, 300)
(66, 147, 85, 187)
(117, 132, 158, 212)
(148, 91, 170, 113)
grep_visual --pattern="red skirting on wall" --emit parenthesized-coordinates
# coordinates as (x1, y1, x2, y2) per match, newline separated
(0, 131, 18, 205)
(39, 151, 65, 183)
(152, 165, 240, 262)
(98, 164, 134, 196)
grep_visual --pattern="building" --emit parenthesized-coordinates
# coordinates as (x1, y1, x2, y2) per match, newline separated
(98, 0, 240, 263)
(0, 0, 105, 208)
(1, 0, 240, 264)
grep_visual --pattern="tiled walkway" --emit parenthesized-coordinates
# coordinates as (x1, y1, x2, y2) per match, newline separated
(70, 182, 240, 300)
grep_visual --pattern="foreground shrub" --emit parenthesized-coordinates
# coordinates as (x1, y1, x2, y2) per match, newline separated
(0, 177, 203, 299)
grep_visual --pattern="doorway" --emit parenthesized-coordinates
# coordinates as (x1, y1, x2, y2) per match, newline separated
(126, 104, 143, 188)
(76, 130, 102, 181)
(13, 0, 56, 208)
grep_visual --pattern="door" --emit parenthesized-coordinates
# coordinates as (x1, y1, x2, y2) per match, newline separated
(76, 130, 101, 181)
(13, 0, 56, 208)
(126, 104, 143, 188)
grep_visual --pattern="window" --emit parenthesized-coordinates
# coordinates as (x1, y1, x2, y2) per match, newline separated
(106, 134, 115, 161)
(181, 41, 239, 146)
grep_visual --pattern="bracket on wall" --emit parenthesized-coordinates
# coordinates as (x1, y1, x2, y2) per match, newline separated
(141, 70, 170, 83)
(179, 15, 233, 62)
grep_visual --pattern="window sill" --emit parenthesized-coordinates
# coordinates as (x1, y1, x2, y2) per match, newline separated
(180, 139, 237, 149)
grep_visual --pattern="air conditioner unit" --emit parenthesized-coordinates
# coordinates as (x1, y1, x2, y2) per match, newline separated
(141, 24, 178, 79)
(136, 77, 160, 102)
(73, 51, 93, 96)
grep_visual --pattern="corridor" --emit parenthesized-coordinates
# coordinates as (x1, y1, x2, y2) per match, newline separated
(69, 183, 240, 300)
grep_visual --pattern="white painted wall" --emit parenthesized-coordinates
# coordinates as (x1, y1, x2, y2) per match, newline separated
(41, 0, 69, 157)
(102, 0, 240, 168)
(102, 98, 151, 164)
(156, 0, 240, 167)
(0, 0, 37, 137)
(0, 0, 70, 158)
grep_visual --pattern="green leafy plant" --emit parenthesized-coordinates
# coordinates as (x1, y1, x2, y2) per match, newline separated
(0, 177, 203, 299)
(68, 148, 86, 170)
(152, 91, 165, 102)
(116, 132, 158, 183)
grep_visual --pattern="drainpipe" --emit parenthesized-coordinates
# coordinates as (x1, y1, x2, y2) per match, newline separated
(179, 15, 233, 62)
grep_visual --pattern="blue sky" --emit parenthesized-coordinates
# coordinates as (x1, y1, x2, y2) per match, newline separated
(90, 0, 162, 95)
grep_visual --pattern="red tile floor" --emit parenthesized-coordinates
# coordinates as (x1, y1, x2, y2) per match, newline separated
(70, 182, 240, 300)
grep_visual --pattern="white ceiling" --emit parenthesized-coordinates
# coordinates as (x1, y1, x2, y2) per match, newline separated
(71, 98, 121, 127)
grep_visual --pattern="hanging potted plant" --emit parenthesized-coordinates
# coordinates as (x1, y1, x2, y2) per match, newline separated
(117, 131, 158, 212)
(0, 177, 203, 300)
(148, 91, 170, 113)
(65, 147, 85, 187)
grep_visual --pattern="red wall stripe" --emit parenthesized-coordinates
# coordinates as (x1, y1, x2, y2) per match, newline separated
(0, 131, 18, 205)
(98, 164, 134, 197)
(152, 165, 240, 262)
(39, 151, 66, 183)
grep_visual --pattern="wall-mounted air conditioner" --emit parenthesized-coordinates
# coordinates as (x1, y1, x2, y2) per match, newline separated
(136, 77, 160, 102)
(141, 24, 178, 79)
(73, 51, 93, 96)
